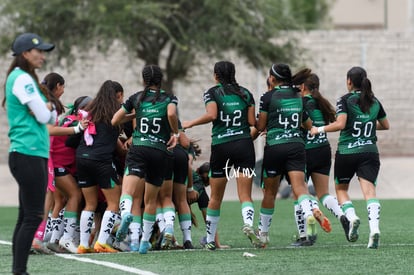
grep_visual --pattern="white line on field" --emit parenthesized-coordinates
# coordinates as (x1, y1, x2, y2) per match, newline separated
(0, 240, 158, 275)
(55, 254, 158, 275)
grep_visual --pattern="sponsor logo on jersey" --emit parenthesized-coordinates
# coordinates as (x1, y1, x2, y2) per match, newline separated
(24, 83, 35, 95)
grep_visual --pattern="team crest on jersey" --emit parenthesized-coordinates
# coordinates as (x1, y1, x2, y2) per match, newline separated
(24, 83, 35, 95)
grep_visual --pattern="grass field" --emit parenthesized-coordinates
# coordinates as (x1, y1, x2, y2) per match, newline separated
(0, 199, 412, 274)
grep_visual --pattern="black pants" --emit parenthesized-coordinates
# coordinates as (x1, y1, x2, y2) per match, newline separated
(9, 152, 47, 274)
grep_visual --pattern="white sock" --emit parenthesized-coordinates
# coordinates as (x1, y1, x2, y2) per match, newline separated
(163, 207, 176, 229)
(179, 213, 192, 242)
(342, 201, 359, 221)
(321, 194, 344, 219)
(156, 209, 165, 233)
(258, 208, 274, 233)
(206, 208, 220, 243)
(367, 199, 381, 234)
(241, 202, 255, 227)
(79, 210, 94, 247)
(119, 194, 133, 217)
(294, 202, 306, 238)
(62, 211, 77, 240)
(141, 214, 155, 242)
(49, 217, 64, 243)
(298, 195, 313, 219)
(130, 216, 142, 244)
(97, 211, 117, 244)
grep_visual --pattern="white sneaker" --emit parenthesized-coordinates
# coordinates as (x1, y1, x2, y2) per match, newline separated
(242, 224, 261, 248)
(259, 232, 270, 247)
(367, 232, 380, 249)
(59, 238, 79, 254)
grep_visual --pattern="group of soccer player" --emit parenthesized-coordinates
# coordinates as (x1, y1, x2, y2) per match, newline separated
(29, 61, 389, 257)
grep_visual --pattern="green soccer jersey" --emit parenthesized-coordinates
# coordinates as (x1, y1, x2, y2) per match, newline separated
(302, 95, 330, 149)
(203, 84, 254, 145)
(336, 91, 387, 154)
(6, 68, 50, 158)
(123, 89, 178, 152)
(260, 85, 309, 146)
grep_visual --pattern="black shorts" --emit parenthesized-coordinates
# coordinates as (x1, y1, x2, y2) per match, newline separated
(124, 145, 169, 187)
(334, 152, 380, 185)
(163, 152, 174, 181)
(76, 158, 119, 189)
(210, 138, 255, 178)
(263, 142, 306, 178)
(54, 167, 72, 177)
(173, 147, 189, 184)
(305, 145, 332, 179)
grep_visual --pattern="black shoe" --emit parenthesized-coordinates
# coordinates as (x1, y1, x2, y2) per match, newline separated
(340, 215, 351, 242)
(291, 237, 314, 247)
(183, 240, 194, 249)
(205, 241, 216, 251)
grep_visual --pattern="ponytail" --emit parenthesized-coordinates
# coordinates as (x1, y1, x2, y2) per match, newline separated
(347, 66, 374, 113)
(137, 64, 163, 108)
(214, 61, 248, 103)
(304, 74, 336, 123)
(360, 77, 374, 113)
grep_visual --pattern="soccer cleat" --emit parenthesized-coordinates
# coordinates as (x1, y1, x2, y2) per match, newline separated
(93, 241, 119, 253)
(183, 240, 194, 249)
(367, 232, 380, 249)
(113, 240, 132, 252)
(130, 242, 140, 252)
(47, 241, 67, 253)
(258, 231, 270, 247)
(77, 245, 94, 254)
(306, 215, 317, 242)
(139, 241, 152, 254)
(340, 215, 351, 242)
(291, 237, 314, 247)
(205, 241, 216, 251)
(312, 208, 332, 233)
(59, 238, 79, 254)
(31, 238, 54, 254)
(348, 218, 360, 242)
(161, 226, 174, 249)
(116, 213, 133, 242)
(242, 224, 261, 248)
(199, 236, 207, 247)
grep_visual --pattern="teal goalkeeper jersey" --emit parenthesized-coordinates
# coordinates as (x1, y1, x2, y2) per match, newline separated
(6, 68, 50, 158)
(260, 85, 309, 146)
(203, 84, 254, 145)
(123, 89, 178, 152)
(336, 91, 387, 154)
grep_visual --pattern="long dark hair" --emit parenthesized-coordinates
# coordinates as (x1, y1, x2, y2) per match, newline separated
(42, 72, 65, 115)
(347, 66, 374, 113)
(304, 73, 336, 123)
(136, 64, 163, 109)
(85, 80, 121, 124)
(269, 63, 292, 85)
(2, 55, 49, 108)
(292, 68, 312, 89)
(214, 61, 247, 102)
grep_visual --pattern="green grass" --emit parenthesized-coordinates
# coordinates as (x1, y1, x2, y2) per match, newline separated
(1, 199, 412, 275)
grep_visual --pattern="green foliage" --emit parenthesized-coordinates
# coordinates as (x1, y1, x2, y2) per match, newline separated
(0, 0, 330, 90)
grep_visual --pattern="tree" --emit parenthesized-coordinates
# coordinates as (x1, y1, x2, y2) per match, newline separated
(0, 0, 330, 91)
